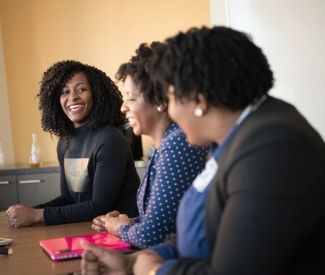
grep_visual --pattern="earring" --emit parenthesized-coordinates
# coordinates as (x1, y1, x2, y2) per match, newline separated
(157, 104, 167, 112)
(194, 108, 203, 117)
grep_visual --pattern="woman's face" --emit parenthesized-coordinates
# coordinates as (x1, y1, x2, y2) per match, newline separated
(120, 76, 159, 136)
(60, 72, 94, 128)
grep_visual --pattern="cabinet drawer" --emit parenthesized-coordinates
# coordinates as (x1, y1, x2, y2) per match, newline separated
(17, 173, 60, 206)
(0, 175, 18, 211)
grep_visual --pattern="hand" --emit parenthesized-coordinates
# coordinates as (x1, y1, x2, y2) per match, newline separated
(81, 241, 133, 275)
(6, 204, 44, 227)
(92, 215, 107, 232)
(91, 211, 121, 232)
(103, 213, 133, 236)
(133, 249, 164, 275)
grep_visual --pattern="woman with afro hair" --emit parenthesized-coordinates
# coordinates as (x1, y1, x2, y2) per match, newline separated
(6, 60, 140, 227)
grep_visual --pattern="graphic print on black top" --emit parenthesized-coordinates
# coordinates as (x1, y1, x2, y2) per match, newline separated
(64, 158, 89, 192)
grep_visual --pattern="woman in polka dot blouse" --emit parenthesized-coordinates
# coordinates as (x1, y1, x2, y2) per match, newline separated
(91, 42, 209, 249)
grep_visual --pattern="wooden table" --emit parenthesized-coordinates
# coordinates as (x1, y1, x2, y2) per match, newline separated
(0, 212, 93, 274)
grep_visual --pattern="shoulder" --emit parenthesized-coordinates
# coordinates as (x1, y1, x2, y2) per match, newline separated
(222, 97, 325, 167)
(94, 125, 127, 144)
(94, 126, 132, 158)
(161, 123, 186, 148)
(57, 137, 67, 153)
(161, 123, 209, 154)
(240, 97, 322, 147)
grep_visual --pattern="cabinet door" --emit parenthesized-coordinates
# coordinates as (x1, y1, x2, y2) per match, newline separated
(17, 172, 60, 206)
(0, 175, 18, 211)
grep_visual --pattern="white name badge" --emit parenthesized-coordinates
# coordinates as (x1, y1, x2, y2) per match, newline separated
(193, 157, 218, 192)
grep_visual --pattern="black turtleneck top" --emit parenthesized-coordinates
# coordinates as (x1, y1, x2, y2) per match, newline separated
(36, 125, 140, 225)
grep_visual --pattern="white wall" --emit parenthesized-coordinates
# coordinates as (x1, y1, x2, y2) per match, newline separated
(210, 0, 325, 139)
(0, 20, 14, 165)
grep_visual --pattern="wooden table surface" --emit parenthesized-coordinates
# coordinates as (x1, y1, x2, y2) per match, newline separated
(0, 212, 93, 275)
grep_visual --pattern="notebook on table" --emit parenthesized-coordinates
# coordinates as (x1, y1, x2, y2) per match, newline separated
(39, 232, 131, 261)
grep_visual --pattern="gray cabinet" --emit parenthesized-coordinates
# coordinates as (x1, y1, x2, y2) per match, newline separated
(0, 175, 18, 210)
(17, 172, 60, 206)
(0, 165, 60, 211)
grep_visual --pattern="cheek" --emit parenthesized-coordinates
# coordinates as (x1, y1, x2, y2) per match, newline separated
(59, 97, 66, 111)
(85, 94, 94, 110)
(167, 102, 177, 121)
(168, 102, 184, 125)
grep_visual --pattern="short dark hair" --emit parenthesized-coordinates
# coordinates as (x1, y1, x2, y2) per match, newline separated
(149, 26, 274, 110)
(38, 60, 125, 137)
(116, 42, 166, 105)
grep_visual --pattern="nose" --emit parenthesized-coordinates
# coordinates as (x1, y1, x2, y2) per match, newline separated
(120, 100, 128, 113)
(68, 90, 79, 101)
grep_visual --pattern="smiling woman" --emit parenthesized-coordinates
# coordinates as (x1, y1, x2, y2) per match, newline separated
(5, 60, 140, 228)
(90, 43, 209, 250)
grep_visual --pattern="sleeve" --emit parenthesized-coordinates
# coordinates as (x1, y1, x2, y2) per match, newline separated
(43, 129, 135, 225)
(151, 235, 178, 260)
(117, 131, 207, 248)
(151, 235, 179, 275)
(166, 134, 325, 275)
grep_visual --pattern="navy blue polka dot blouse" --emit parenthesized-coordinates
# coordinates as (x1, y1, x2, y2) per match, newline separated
(117, 123, 209, 248)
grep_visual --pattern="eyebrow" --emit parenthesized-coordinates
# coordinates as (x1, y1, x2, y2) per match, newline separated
(125, 91, 135, 97)
(63, 82, 87, 88)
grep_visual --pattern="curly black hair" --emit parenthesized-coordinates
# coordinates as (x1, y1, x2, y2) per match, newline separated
(37, 60, 125, 137)
(115, 42, 167, 106)
(149, 26, 274, 111)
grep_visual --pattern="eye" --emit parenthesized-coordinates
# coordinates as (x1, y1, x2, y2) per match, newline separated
(60, 89, 69, 97)
(78, 87, 88, 94)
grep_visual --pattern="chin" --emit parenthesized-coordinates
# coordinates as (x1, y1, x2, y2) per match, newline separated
(186, 137, 201, 146)
(131, 127, 142, 136)
(187, 136, 209, 147)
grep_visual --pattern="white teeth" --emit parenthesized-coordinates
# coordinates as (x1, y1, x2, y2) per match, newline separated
(69, 105, 81, 111)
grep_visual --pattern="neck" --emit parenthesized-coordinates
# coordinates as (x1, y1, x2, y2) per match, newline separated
(150, 115, 172, 148)
(210, 108, 243, 144)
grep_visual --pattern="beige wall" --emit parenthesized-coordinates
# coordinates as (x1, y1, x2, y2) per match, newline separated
(0, 19, 14, 164)
(0, 0, 210, 164)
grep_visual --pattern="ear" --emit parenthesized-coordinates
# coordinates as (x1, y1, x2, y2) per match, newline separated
(156, 103, 168, 112)
(195, 93, 208, 113)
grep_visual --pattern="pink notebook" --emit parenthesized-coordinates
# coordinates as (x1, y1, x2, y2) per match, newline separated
(39, 232, 131, 261)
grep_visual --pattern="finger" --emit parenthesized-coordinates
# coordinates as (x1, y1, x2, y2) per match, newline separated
(106, 210, 120, 217)
(93, 216, 105, 224)
(83, 250, 98, 262)
(83, 261, 100, 271)
(81, 269, 99, 275)
(92, 224, 106, 232)
(9, 218, 17, 225)
(82, 242, 124, 268)
(91, 224, 101, 231)
(6, 209, 15, 216)
(6, 205, 15, 211)
(99, 216, 108, 223)
(92, 218, 103, 227)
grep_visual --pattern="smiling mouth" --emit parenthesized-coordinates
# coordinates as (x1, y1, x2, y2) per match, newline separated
(68, 104, 84, 113)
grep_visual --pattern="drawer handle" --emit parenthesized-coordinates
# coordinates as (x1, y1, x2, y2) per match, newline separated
(19, 179, 43, 184)
(0, 181, 10, 185)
